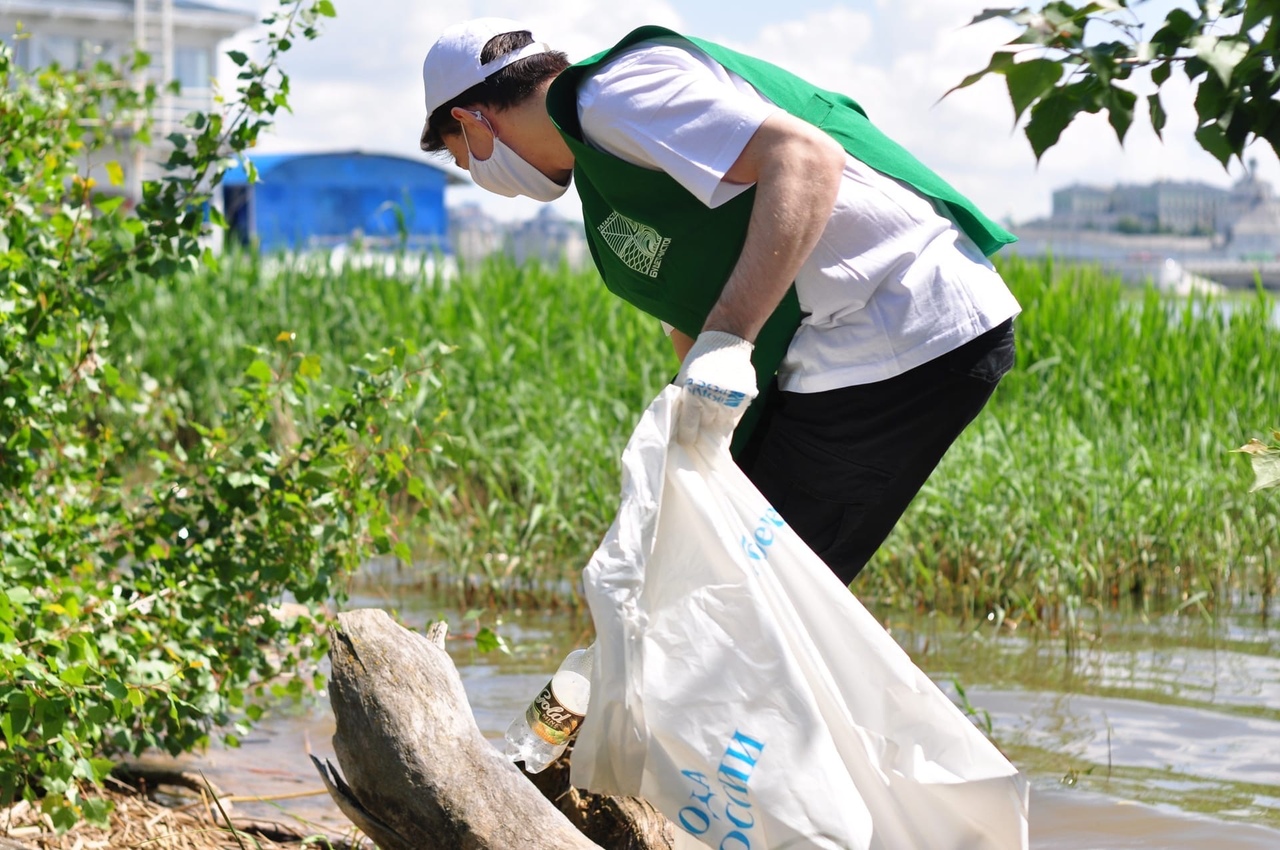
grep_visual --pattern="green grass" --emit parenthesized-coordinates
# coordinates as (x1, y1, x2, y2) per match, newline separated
(111, 250, 673, 606)
(108, 250, 1280, 619)
(871, 256, 1280, 624)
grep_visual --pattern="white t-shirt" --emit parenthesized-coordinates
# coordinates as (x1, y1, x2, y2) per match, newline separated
(576, 39, 1021, 393)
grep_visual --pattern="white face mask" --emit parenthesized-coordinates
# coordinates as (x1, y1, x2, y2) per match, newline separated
(462, 112, 570, 202)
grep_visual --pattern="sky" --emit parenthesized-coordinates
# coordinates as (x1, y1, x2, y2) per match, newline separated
(216, 0, 1280, 225)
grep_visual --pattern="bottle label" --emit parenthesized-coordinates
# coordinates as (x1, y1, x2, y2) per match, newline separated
(527, 679, 584, 746)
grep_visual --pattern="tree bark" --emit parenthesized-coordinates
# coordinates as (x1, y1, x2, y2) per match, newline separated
(315, 608, 677, 850)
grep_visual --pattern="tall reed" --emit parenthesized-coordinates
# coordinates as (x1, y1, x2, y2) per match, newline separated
(113, 250, 674, 605)
(872, 255, 1280, 624)
(109, 250, 1280, 617)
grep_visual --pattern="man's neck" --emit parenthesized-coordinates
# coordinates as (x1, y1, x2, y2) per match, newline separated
(508, 83, 575, 182)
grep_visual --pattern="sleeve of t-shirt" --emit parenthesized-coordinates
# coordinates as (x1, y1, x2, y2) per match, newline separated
(576, 42, 780, 209)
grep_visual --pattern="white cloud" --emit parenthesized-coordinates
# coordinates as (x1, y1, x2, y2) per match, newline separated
(486, 0, 686, 62)
(730, 7, 875, 86)
(216, 0, 1280, 225)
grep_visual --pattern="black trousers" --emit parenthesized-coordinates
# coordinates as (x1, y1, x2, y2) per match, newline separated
(737, 319, 1016, 586)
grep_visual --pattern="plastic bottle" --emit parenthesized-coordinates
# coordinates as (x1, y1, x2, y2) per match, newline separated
(504, 644, 595, 773)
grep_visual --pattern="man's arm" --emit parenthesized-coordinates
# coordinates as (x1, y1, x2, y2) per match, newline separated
(671, 328, 695, 363)
(703, 111, 845, 342)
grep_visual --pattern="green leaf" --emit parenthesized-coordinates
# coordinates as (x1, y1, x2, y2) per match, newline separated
(298, 353, 322, 380)
(90, 758, 117, 783)
(227, 472, 270, 489)
(475, 627, 510, 655)
(67, 622, 92, 654)
(385, 451, 406, 476)
(1083, 41, 1130, 86)
(105, 160, 125, 186)
(1151, 60, 1172, 87)
(86, 704, 113, 725)
(40, 702, 67, 740)
(245, 359, 274, 383)
(227, 50, 249, 67)
(1243, 0, 1273, 31)
(407, 474, 427, 502)
(1006, 58, 1064, 122)
(1104, 86, 1137, 144)
(1195, 121, 1235, 166)
(1194, 74, 1228, 124)
(1025, 89, 1086, 160)
(316, 0, 337, 17)
(58, 663, 90, 687)
(81, 796, 114, 828)
(1191, 35, 1250, 85)
(93, 194, 125, 215)
(46, 801, 78, 833)
(1148, 93, 1167, 138)
(1151, 8, 1197, 55)
(943, 50, 1017, 99)
(1, 700, 30, 738)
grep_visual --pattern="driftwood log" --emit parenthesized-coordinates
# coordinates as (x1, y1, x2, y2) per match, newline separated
(313, 608, 678, 850)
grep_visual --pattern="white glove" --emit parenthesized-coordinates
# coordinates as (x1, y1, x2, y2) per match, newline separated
(675, 331, 757, 447)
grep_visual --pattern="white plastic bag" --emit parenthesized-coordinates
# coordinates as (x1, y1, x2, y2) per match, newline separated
(572, 385, 1029, 850)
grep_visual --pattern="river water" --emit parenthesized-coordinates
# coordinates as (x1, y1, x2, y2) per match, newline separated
(178, 586, 1280, 849)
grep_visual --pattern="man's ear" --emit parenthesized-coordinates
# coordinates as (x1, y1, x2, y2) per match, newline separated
(449, 106, 496, 161)
(450, 106, 487, 134)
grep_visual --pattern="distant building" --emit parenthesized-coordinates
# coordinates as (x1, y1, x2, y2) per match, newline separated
(1052, 180, 1227, 235)
(449, 203, 589, 269)
(0, 0, 256, 197)
(221, 152, 465, 253)
(1050, 183, 1111, 228)
(448, 203, 506, 267)
(1228, 198, 1280, 259)
(1221, 166, 1279, 257)
(1014, 166, 1280, 290)
(508, 206, 590, 270)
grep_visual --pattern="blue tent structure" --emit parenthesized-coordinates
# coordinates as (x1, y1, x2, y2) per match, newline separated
(221, 151, 464, 252)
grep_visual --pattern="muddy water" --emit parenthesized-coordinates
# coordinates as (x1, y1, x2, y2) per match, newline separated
(179, 590, 1280, 848)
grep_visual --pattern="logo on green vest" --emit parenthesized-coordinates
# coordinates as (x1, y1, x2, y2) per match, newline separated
(597, 212, 671, 278)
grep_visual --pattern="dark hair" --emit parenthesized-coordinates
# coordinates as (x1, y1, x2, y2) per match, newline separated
(421, 31, 569, 152)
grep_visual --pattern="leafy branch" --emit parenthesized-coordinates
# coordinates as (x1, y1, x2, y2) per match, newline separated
(949, 1, 1280, 164)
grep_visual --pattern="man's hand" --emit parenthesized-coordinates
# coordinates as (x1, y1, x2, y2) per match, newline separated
(675, 331, 757, 447)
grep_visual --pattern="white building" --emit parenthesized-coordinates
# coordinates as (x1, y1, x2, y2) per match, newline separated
(1051, 180, 1229, 235)
(508, 206, 590, 270)
(449, 203, 590, 270)
(0, 0, 255, 197)
(448, 202, 507, 268)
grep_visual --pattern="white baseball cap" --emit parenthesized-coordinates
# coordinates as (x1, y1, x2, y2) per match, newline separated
(420, 17, 549, 143)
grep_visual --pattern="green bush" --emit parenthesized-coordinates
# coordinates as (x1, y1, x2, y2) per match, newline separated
(0, 1, 438, 828)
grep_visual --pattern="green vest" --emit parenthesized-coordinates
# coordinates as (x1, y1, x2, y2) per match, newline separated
(545, 26, 1015, 454)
